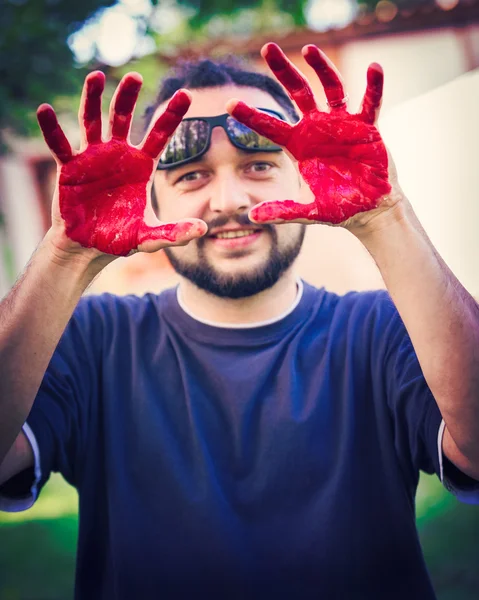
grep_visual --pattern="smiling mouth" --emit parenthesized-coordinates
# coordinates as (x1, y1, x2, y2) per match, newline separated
(210, 229, 260, 239)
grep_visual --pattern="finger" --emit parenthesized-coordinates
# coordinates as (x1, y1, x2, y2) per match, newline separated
(261, 43, 317, 114)
(37, 104, 73, 164)
(359, 63, 384, 124)
(226, 100, 293, 148)
(249, 200, 318, 224)
(109, 72, 142, 140)
(79, 71, 105, 145)
(137, 219, 207, 253)
(302, 45, 348, 111)
(140, 89, 192, 159)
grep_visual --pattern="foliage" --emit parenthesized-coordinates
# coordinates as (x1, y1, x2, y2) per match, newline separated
(0, 0, 150, 151)
(0, 516, 78, 599)
(177, 0, 306, 28)
(176, 0, 383, 29)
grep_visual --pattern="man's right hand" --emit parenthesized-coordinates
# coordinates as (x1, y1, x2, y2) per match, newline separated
(37, 71, 207, 258)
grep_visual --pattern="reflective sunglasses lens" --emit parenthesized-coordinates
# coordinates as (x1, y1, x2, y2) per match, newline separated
(159, 120, 209, 165)
(226, 116, 280, 150)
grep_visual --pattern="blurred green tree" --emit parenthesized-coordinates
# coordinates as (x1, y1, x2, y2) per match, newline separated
(178, 0, 383, 28)
(0, 0, 145, 150)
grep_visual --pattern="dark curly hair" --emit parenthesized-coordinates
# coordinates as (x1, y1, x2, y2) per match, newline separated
(143, 57, 300, 128)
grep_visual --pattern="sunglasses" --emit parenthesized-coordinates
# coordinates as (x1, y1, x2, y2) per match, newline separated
(157, 108, 286, 170)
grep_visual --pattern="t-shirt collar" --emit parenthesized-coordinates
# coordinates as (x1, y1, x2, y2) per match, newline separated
(176, 278, 304, 329)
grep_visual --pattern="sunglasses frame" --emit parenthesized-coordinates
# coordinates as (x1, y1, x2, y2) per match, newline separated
(157, 107, 286, 170)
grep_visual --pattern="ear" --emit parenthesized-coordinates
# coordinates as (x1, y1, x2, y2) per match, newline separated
(298, 171, 315, 205)
(294, 161, 302, 187)
(151, 179, 160, 217)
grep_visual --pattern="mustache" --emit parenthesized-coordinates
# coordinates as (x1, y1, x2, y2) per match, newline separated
(204, 212, 274, 234)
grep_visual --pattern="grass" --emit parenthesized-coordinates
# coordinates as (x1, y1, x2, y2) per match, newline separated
(418, 475, 479, 600)
(0, 474, 78, 600)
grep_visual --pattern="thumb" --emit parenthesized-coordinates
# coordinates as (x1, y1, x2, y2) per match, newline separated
(137, 219, 207, 253)
(250, 200, 317, 224)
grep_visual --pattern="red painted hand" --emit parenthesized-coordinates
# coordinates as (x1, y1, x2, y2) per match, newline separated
(227, 43, 392, 226)
(37, 72, 207, 256)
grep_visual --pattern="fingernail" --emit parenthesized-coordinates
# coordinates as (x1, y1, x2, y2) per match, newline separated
(87, 73, 105, 96)
(264, 44, 285, 70)
(170, 90, 191, 114)
(231, 101, 250, 119)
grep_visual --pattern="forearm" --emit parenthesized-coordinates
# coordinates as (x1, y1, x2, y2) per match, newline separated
(0, 228, 106, 464)
(354, 197, 479, 471)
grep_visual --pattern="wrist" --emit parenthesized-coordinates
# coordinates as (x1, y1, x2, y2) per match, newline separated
(348, 196, 432, 275)
(347, 187, 413, 246)
(43, 226, 116, 283)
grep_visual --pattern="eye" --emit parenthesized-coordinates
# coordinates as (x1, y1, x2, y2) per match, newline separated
(176, 171, 203, 183)
(246, 162, 274, 175)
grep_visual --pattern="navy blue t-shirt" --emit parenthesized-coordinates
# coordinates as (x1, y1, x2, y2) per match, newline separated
(2, 282, 475, 598)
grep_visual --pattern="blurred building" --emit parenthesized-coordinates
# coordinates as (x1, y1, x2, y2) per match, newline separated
(1, 0, 478, 297)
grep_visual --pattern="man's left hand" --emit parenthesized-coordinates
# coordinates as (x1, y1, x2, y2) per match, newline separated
(227, 43, 402, 230)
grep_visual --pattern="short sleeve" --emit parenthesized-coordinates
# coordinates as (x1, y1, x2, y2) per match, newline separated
(438, 420, 479, 505)
(0, 423, 41, 511)
(0, 297, 102, 510)
(383, 302, 441, 478)
(383, 296, 479, 503)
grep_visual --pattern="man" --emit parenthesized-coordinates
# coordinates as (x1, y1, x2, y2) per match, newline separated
(0, 42, 478, 599)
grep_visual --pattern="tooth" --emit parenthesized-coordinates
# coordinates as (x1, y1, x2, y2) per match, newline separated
(216, 229, 256, 239)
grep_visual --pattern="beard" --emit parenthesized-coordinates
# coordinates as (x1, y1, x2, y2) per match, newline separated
(164, 213, 306, 299)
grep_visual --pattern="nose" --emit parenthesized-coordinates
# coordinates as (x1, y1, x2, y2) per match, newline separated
(207, 127, 253, 214)
(208, 172, 252, 214)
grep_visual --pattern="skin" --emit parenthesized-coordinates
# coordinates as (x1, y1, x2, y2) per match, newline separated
(151, 46, 395, 323)
(1, 42, 479, 493)
(152, 85, 306, 323)
(227, 43, 394, 227)
(0, 70, 210, 476)
(154, 43, 479, 481)
(37, 71, 207, 257)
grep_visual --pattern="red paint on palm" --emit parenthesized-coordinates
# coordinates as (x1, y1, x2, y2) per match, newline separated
(230, 43, 392, 225)
(37, 74, 203, 256)
(280, 113, 388, 224)
(58, 140, 156, 255)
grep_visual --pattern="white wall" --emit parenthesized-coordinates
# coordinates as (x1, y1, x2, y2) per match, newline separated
(296, 28, 479, 295)
(380, 68, 479, 296)
(0, 221, 12, 298)
(341, 29, 470, 113)
(0, 157, 45, 279)
(297, 67, 479, 296)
